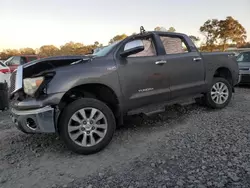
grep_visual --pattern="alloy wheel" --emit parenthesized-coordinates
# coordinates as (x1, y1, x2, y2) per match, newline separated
(68, 107, 108, 147)
(210, 82, 229, 105)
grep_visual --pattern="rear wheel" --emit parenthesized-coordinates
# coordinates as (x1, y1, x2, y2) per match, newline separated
(59, 98, 116, 154)
(205, 77, 232, 109)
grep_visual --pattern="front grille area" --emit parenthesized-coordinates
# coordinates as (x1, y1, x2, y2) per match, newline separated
(10, 71, 17, 94)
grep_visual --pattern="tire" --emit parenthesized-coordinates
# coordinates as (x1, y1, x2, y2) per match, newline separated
(58, 98, 116, 155)
(205, 77, 232, 109)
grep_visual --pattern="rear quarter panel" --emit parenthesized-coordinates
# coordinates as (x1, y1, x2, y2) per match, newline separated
(201, 52, 239, 87)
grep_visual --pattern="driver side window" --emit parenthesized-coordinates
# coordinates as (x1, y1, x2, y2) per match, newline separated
(125, 37, 156, 57)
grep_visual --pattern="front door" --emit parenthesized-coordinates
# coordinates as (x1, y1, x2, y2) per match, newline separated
(158, 35, 206, 99)
(116, 35, 171, 111)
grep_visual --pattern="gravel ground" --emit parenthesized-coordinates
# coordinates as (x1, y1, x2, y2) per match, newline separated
(0, 87, 250, 188)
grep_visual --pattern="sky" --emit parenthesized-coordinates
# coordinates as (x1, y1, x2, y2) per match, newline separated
(0, 0, 250, 50)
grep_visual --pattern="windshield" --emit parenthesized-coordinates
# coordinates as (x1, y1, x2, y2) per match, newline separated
(93, 41, 121, 57)
(237, 52, 250, 62)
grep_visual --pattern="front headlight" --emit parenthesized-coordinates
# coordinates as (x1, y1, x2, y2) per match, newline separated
(23, 77, 44, 96)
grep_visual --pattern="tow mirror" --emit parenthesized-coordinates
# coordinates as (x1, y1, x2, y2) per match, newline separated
(120, 40, 144, 57)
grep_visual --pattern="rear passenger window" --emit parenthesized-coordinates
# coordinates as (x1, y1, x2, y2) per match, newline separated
(160, 36, 189, 54)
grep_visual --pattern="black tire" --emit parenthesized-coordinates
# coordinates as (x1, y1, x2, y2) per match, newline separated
(58, 98, 116, 155)
(205, 77, 232, 109)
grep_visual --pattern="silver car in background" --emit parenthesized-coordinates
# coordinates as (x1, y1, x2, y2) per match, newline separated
(237, 51, 250, 84)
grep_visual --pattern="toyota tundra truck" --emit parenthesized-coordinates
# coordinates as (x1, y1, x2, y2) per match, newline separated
(9, 29, 239, 154)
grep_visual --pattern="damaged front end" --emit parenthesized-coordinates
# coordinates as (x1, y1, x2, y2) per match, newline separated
(9, 56, 91, 133)
(9, 65, 56, 133)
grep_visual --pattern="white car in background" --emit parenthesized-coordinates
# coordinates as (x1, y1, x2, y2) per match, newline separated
(0, 61, 11, 86)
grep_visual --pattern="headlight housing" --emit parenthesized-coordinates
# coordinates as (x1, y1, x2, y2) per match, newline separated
(23, 77, 44, 96)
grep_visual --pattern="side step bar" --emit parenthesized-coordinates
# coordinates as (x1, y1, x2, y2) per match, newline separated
(127, 95, 202, 116)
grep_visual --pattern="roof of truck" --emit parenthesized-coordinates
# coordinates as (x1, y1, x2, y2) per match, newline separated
(131, 31, 187, 38)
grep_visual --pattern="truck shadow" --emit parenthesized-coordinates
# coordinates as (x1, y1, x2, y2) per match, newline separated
(2, 103, 204, 158)
(120, 103, 201, 131)
(236, 84, 250, 89)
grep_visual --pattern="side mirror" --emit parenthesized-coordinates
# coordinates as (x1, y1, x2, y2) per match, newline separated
(120, 39, 144, 57)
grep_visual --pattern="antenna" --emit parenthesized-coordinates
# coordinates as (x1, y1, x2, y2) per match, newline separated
(140, 26, 146, 34)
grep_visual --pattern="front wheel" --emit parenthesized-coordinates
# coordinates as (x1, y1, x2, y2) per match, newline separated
(205, 77, 232, 109)
(58, 98, 116, 155)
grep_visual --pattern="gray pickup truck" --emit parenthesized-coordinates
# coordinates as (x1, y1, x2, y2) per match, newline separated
(9, 30, 239, 154)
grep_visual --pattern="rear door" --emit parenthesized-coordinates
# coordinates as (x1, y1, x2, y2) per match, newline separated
(157, 34, 206, 99)
(116, 34, 170, 111)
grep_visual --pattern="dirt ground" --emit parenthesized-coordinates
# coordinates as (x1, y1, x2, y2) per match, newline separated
(0, 87, 250, 188)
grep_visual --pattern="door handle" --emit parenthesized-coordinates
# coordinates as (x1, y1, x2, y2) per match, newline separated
(193, 57, 202, 62)
(155, 60, 167, 65)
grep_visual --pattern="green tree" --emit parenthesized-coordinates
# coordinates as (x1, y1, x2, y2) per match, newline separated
(200, 17, 247, 51)
(154, 26, 162, 31)
(38, 45, 60, 57)
(218, 16, 247, 50)
(0, 49, 20, 59)
(168, 27, 176, 32)
(154, 26, 168, 31)
(60, 41, 103, 55)
(200, 19, 220, 50)
(189, 35, 200, 45)
(60, 42, 84, 55)
(239, 42, 250, 48)
(154, 26, 175, 32)
(109, 34, 127, 44)
(19, 48, 36, 55)
(94, 41, 100, 47)
(0, 52, 9, 60)
(3, 49, 20, 56)
(93, 41, 103, 48)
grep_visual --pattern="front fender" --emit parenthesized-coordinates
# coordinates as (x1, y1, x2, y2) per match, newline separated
(46, 62, 122, 99)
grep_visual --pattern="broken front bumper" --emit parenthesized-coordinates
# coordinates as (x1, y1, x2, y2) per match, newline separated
(10, 106, 56, 133)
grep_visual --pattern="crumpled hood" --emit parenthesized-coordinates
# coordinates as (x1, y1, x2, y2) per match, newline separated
(23, 55, 92, 78)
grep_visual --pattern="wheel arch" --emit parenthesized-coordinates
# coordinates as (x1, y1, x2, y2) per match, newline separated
(57, 83, 122, 125)
(213, 67, 234, 92)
